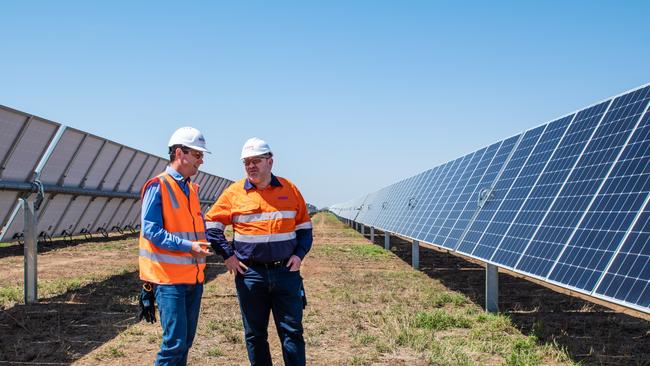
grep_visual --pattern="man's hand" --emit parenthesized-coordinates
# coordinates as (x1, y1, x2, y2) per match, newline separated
(224, 255, 248, 274)
(286, 255, 302, 272)
(190, 242, 213, 258)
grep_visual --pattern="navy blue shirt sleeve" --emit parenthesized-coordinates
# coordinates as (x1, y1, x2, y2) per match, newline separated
(294, 228, 313, 259)
(206, 228, 235, 260)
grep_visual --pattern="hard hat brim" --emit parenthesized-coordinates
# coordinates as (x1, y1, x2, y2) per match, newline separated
(185, 145, 211, 153)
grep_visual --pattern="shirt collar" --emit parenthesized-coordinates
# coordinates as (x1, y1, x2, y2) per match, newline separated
(244, 174, 282, 190)
(166, 166, 190, 183)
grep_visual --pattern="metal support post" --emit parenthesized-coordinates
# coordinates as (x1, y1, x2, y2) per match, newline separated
(23, 196, 38, 304)
(384, 231, 390, 250)
(370, 227, 375, 242)
(485, 263, 499, 313)
(412, 240, 419, 269)
(360, 224, 365, 236)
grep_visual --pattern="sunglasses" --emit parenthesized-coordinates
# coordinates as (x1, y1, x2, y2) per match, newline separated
(243, 157, 269, 166)
(182, 148, 204, 160)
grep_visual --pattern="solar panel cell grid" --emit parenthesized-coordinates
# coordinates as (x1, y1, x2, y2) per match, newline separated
(419, 154, 475, 242)
(438, 143, 501, 248)
(513, 100, 612, 277)
(547, 88, 650, 292)
(400, 167, 443, 238)
(427, 148, 486, 246)
(489, 115, 574, 267)
(410, 161, 460, 239)
(454, 134, 520, 253)
(469, 126, 546, 261)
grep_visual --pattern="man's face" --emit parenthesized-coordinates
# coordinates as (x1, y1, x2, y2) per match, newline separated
(243, 155, 273, 184)
(178, 147, 204, 177)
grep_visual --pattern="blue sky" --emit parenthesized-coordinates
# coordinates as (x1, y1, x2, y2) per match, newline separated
(1, 1, 649, 208)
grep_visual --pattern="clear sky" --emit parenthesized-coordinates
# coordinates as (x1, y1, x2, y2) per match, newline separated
(1, 1, 649, 208)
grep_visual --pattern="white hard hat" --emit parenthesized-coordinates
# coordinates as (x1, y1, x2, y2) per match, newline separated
(241, 137, 272, 160)
(168, 127, 210, 153)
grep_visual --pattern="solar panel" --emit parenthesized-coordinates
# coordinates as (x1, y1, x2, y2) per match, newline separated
(0, 104, 234, 242)
(546, 88, 650, 293)
(593, 110, 650, 310)
(330, 83, 650, 314)
(460, 126, 548, 259)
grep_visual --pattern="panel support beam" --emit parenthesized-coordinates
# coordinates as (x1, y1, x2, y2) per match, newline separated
(360, 224, 365, 236)
(486, 263, 499, 313)
(0, 180, 214, 205)
(412, 240, 419, 269)
(23, 196, 37, 304)
(370, 227, 375, 242)
(384, 231, 390, 250)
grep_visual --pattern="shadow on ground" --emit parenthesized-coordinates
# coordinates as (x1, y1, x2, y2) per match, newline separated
(0, 254, 227, 363)
(362, 229, 650, 366)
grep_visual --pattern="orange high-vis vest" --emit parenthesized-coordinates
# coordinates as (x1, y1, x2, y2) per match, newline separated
(139, 172, 207, 285)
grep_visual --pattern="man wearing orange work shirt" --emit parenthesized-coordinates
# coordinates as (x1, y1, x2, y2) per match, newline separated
(205, 137, 312, 366)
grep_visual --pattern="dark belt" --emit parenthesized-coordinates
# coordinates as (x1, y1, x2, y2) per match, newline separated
(244, 258, 289, 269)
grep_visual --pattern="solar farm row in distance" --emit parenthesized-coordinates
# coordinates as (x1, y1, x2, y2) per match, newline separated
(0, 104, 233, 242)
(330, 84, 650, 314)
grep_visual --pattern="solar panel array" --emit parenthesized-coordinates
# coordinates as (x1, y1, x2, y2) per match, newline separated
(0, 104, 233, 243)
(330, 84, 650, 314)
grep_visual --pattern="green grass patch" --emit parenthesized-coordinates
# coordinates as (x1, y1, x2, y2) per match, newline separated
(0, 285, 22, 305)
(351, 330, 377, 346)
(207, 345, 224, 357)
(95, 241, 133, 251)
(506, 336, 542, 366)
(426, 291, 469, 307)
(427, 340, 474, 366)
(315, 243, 390, 260)
(414, 310, 472, 331)
(148, 333, 160, 344)
(349, 244, 390, 258)
(104, 346, 125, 358)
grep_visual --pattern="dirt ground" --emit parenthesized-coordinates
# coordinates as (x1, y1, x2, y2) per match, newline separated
(0, 214, 648, 365)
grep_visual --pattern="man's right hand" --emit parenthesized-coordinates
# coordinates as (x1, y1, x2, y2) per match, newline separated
(224, 255, 248, 274)
(190, 242, 213, 258)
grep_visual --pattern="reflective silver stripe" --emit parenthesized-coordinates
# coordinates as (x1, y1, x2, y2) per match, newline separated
(161, 178, 180, 209)
(171, 231, 206, 241)
(232, 210, 297, 223)
(139, 248, 205, 265)
(205, 221, 225, 230)
(234, 231, 297, 243)
(295, 221, 313, 230)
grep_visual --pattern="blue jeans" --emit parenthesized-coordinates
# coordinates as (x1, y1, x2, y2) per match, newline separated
(235, 265, 305, 366)
(154, 284, 203, 366)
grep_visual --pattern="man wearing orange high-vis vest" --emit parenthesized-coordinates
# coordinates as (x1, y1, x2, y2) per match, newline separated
(206, 137, 312, 366)
(139, 127, 213, 366)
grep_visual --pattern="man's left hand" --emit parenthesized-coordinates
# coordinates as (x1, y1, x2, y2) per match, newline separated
(286, 255, 302, 272)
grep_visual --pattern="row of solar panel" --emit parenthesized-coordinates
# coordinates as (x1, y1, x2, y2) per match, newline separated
(0, 104, 233, 242)
(330, 84, 650, 314)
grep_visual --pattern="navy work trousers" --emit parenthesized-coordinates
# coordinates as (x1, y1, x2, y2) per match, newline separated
(235, 265, 305, 366)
